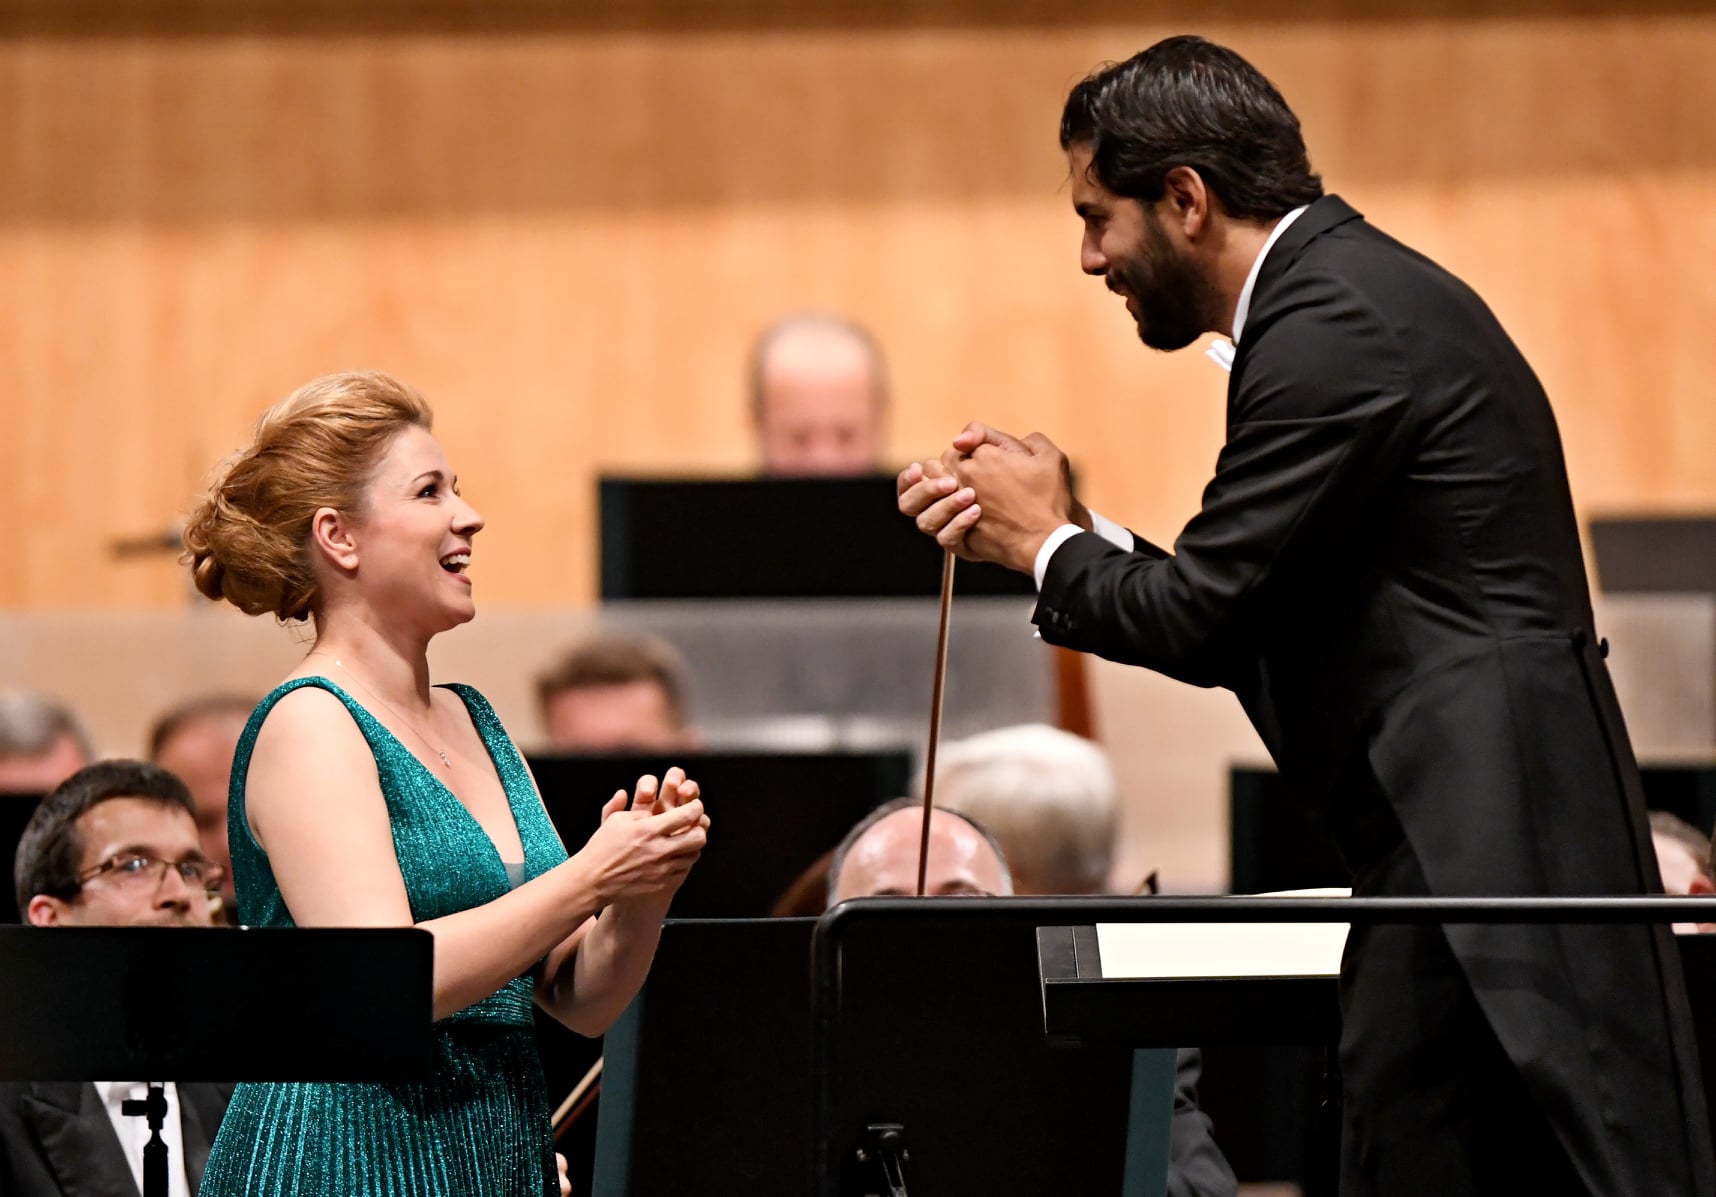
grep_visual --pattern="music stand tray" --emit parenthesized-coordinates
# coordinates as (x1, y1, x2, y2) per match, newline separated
(1040, 920, 1716, 1197)
(1037, 923, 1341, 1048)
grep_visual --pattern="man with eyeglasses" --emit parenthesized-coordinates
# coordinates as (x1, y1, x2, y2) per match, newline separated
(0, 760, 230, 1197)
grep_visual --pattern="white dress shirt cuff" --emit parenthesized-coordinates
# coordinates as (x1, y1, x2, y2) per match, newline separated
(1088, 510, 1135, 553)
(1032, 513, 1134, 591)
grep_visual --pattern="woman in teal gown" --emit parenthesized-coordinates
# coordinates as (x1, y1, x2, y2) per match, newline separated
(184, 371, 708, 1196)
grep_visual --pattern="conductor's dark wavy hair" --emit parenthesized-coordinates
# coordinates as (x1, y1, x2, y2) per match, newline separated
(1060, 36, 1324, 222)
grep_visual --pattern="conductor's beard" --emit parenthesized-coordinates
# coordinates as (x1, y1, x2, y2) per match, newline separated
(1107, 210, 1223, 353)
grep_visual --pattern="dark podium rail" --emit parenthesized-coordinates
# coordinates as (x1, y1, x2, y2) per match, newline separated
(812, 895, 1716, 1197)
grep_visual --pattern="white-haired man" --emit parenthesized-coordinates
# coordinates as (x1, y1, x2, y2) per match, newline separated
(919, 723, 1119, 895)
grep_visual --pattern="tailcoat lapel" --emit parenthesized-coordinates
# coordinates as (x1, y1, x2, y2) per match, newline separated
(19, 1082, 140, 1197)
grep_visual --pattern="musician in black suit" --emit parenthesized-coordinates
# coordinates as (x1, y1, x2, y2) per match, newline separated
(899, 35, 1713, 1197)
(0, 1083, 230, 1197)
(0, 761, 232, 1196)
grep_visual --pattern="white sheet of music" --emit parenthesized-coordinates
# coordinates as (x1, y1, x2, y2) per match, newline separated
(1095, 889, 1350, 979)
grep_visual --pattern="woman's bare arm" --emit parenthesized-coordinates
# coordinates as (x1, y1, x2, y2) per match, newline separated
(534, 773, 705, 1036)
(248, 688, 702, 1021)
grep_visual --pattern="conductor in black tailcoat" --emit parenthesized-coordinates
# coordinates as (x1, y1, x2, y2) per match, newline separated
(899, 35, 1714, 1197)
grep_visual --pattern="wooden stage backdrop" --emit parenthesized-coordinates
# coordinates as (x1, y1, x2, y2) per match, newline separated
(3, 1, 1715, 890)
(3, 0, 1714, 610)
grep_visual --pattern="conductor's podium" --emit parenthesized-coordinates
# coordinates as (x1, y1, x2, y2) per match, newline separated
(590, 897, 1716, 1197)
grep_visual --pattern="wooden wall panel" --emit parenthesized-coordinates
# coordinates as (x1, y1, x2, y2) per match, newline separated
(2, 7, 1714, 613)
(3, 2, 1715, 892)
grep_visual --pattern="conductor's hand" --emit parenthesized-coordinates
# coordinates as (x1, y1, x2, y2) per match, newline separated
(898, 456, 985, 559)
(897, 421, 1039, 559)
(579, 772, 707, 907)
(899, 422, 1085, 574)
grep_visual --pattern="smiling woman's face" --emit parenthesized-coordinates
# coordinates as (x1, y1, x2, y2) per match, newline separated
(346, 425, 486, 634)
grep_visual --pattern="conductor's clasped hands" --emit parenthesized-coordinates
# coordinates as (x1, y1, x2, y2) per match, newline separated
(897, 421, 1090, 573)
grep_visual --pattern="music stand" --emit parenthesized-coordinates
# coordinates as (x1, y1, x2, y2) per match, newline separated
(1590, 516, 1716, 594)
(531, 750, 907, 918)
(1231, 764, 1716, 894)
(593, 918, 818, 1196)
(1635, 764, 1716, 834)
(0, 793, 45, 925)
(812, 899, 1151, 1197)
(0, 926, 433, 1197)
(597, 475, 1035, 600)
(532, 749, 901, 1192)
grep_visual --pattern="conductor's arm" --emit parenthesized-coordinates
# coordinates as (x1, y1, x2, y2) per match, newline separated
(1032, 283, 1413, 687)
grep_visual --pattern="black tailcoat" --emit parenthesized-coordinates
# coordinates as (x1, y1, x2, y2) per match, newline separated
(1036, 196, 1714, 1196)
(0, 1081, 231, 1197)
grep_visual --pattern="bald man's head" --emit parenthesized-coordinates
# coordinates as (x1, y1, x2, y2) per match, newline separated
(828, 805, 1013, 906)
(750, 315, 887, 477)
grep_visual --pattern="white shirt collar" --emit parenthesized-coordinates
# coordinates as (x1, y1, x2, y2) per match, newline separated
(95, 1081, 142, 1105)
(94, 1082, 191, 1197)
(1230, 203, 1310, 346)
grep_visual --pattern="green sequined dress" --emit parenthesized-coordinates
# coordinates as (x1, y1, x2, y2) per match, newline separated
(201, 678, 569, 1197)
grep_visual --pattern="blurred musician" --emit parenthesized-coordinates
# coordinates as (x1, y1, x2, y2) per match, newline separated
(0, 690, 93, 795)
(750, 312, 888, 477)
(536, 632, 701, 753)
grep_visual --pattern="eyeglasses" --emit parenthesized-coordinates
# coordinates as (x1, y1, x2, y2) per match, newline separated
(76, 853, 225, 894)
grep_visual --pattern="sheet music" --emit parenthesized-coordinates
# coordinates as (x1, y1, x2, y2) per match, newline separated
(1096, 888, 1349, 979)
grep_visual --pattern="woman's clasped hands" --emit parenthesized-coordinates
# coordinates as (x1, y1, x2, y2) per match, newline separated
(581, 766, 709, 906)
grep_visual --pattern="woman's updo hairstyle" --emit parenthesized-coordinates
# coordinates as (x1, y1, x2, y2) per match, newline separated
(184, 371, 434, 622)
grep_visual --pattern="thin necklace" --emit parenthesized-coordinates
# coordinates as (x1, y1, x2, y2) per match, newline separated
(312, 654, 453, 770)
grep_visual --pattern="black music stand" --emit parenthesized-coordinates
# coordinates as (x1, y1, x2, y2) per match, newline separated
(532, 750, 904, 1194)
(1, 793, 46, 925)
(0, 926, 434, 1197)
(1040, 914, 1340, 1196)
(593, 918, 818, 1196)
(1589, 515, 1716, 594)
(812, 899, 1161, 1197)
(597, 474, 1035, 599)
(531, 750, 906, 919)
(1230, 764, 1716, 894)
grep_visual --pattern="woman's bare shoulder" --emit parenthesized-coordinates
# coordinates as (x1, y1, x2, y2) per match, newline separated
(253, 678, 367, 748)
(247, 681, 378, 803)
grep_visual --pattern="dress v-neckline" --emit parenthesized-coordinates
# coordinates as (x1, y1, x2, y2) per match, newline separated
(313, 677, 528, 874)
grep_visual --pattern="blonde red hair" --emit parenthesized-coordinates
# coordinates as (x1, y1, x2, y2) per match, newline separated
(183, 371, 433, 622)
